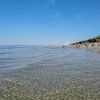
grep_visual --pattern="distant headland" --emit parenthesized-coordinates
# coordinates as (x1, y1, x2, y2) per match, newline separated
(72, 36, 100, 51)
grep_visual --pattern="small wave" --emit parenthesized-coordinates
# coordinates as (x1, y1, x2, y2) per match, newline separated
(0, 52, 13, 55)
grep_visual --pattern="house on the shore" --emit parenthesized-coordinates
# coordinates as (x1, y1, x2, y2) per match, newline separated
(59, 41, 71, 47)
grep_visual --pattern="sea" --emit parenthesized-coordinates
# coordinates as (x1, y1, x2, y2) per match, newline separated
(0, 45, 100, 100)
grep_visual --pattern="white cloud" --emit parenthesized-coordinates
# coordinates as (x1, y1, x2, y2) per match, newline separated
(44, 12, 61, 19)
(75, 15, 83, 19)
(48, 0, 56, 4)
(76, 15, 81, 18)
(50, 12, 61, 18)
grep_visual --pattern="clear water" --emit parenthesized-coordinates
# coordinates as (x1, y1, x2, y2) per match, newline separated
(0, 45, 100, 100)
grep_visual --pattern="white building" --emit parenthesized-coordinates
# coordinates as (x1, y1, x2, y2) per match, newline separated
(59, 41, 71, 47)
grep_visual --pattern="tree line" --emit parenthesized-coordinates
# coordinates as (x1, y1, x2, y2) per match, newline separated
(73, 36, 100, 44)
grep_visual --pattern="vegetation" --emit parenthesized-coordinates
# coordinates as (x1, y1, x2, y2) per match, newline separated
(73, 36, 100, 44)
(96, 36, 100, 39)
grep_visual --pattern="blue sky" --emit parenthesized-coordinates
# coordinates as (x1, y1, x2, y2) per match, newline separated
(0, 0, 100, 45)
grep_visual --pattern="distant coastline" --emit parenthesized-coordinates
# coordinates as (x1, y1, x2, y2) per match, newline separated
(71, 36, 100, 51)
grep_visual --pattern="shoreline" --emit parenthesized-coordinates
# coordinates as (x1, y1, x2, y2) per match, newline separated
(81, 46, 100, 52)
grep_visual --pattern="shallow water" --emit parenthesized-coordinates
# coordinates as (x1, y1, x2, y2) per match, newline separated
(0, 45, 100, 100)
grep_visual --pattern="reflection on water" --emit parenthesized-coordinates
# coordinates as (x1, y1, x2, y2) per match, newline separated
(0, 45, 100, 100)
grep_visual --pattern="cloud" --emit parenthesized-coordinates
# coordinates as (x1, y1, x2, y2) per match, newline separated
(75, 15, 82, 19)
(48, 0, 56, 4)
(44, 12, 61, 19)
(75, 14, 84, 20)
(44, 12, 62, 20)
(50, 12, 61, 18)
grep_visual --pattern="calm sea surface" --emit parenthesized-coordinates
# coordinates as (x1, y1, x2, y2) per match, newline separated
(0, 45, 100, 100)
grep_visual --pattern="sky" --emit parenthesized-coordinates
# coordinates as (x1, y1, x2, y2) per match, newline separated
(0, 0, 100, 45)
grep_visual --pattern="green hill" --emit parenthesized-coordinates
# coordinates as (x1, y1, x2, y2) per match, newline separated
(74, 36, 100, 44)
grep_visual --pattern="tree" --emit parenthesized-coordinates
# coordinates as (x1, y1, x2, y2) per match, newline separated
(96, 36, 100, 39)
